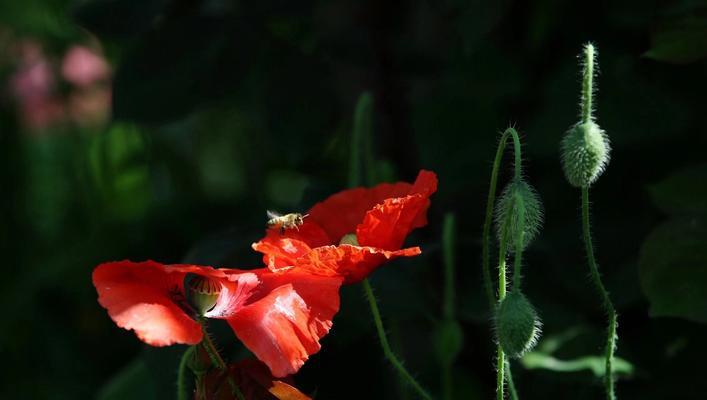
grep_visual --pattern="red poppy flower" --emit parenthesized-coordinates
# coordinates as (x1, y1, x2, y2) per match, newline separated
(201, 359, 311, 400)
(253, 170, 437, 283)
(92, 261, 342, 377)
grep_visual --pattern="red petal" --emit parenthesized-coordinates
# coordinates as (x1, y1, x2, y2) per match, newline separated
(92, 260, 202, 346)
(307, 170, 437, 244)
(252, 221, 331, 270)
(357, 170, 437, 250)
(227, 270, 342, 377)
(307, 183, 413, 243)
(93, 261, 261, 345)
(295, 245, 421, 284)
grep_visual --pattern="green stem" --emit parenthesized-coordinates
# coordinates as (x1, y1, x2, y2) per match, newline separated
(512, 202, 525, 290)
(442, 213, 456, 321)
(482, 128, 523, 308)
(483, 128, 522, 400)
(177, 346, 195, 400)
(581, 44, 595, 124)
(505, 360, 519, 400)
(581, 187, 617, 400)
(442, 213, 457, 400)
(362, 279, 433, 400)
(200, 323, 245, 400)
(496, 217, 511, 400)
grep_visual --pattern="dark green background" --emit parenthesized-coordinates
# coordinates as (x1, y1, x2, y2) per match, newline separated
(1, 0, 706, 398)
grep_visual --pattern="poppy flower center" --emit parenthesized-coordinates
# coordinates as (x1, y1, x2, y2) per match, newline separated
(339, 233, 359, 246)
(184, 273, 221, 315)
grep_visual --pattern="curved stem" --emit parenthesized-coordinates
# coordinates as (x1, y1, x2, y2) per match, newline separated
(482, 127, 523, 309)
(362, 279, 432, 400)
(581, 44, 595, 124)
(177, 346, 196, 400)
(200, 323, 245, 400)
(581, 187, 617, 400)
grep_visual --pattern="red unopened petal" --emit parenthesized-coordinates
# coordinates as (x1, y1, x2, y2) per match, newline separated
(227, 270, 342, 377)
(92, 260, 202, 346)
(295, 245, 421, 284)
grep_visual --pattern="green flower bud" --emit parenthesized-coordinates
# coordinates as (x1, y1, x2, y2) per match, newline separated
(494, 179, 543, 252)
(495, 291, 541, 358)
(560, 121, 611, 188)
(184, 273, 221, 316)
(339, 233, 360, 246)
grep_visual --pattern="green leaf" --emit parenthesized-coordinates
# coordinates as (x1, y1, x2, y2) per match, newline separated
(647, 164, 707, 215)
(521, 352, 634, 377)
(644, 16, 707, 64)
(97, 357, 157, 400)
(639, 216, 707, 323)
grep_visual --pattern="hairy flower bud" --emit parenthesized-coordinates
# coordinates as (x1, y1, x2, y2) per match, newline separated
(494, 179, 543, 252)
(184, 273, 221, 316)
(495, 291, 541, 358)
(560, 121, 610, 188)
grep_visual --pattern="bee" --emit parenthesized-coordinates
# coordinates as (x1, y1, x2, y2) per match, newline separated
(266, 210, 308, 234)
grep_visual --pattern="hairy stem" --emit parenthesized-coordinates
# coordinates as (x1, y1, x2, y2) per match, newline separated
(482, 128, 523, 400)
(581, 187, 617, 400)
(177, 346, 195, 400)
(482, 128, 523, 308)
(362, 279, 433, 400)
(496, 216, 512, 400)
(200, 323, 245, 400)
(512, 202, 526, 290)
(505, 360, 519, 400)
(581, 44, 595, 124)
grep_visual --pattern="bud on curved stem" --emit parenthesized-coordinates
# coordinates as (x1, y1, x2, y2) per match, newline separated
(495, 178, 543, 253)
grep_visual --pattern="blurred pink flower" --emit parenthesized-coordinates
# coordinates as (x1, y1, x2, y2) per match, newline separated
(9, 43, 54, 102)
(62, 45, 110, 87)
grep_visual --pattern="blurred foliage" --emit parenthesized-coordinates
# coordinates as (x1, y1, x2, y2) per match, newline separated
(1, 0, 706, 399)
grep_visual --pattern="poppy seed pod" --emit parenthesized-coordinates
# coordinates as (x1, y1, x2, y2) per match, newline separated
(495, 291, 541, 358)
(339, 233, 359, 246)
(495, 179, 543, 252)
(560, 121, 611, 188)
(185, 273, 222, 316)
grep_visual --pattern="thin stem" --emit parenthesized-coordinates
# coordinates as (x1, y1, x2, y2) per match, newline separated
(200, 323, 245, 400)
(505, 360, 519, 400)
(362, 279, 433, 400)
(442, 213, 457, 400)
(177, 346, 196, 400)
(442, 213, 456, 321)
(512, 202, 526, 290)
(482, 128, 523, 309)
(496, 217, 511, 400)
(581, 44, 595, 124)
(581, 187, 617, 400)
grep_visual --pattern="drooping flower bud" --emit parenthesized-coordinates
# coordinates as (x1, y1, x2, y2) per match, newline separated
(339, 233, 359, 246)
(495, 291, 541, 358)
(184, 273, 221, 316)
(560, 121, 611, 188)
(494, 179, 543, 252)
